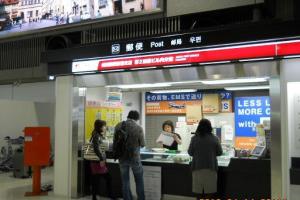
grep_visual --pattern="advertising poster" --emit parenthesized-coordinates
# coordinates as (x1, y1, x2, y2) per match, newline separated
(145, 92, 202, 114)
(85, 100, 122, 141)
(0, 0, 159, 38)
(145, 91, 232, 115)
(234, 96, 270, 149)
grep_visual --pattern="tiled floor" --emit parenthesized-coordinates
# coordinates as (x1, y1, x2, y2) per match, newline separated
(0, 167, 98, 200)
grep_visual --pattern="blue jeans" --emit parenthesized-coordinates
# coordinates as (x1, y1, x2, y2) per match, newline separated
(119, 159, 145, 200)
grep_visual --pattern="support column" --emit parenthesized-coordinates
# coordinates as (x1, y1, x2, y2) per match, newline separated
(53, 76, 75, 197)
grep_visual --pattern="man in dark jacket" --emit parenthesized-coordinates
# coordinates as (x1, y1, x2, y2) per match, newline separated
(114, 110, 145, 200)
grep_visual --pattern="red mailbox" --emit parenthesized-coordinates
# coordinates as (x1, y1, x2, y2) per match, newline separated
(24, 127, 50, 196)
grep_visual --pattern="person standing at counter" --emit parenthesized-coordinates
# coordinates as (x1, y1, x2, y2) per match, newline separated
(90, 120, 114, 200)
(114, 110, 145, 200)
(188, 118, 223, 200)
(161, 120, 182, 150)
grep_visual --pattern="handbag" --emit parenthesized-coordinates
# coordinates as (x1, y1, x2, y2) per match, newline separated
(83, 142, 99, 161)
(90, 162, 108, 174)
(83, 134, 109, 161)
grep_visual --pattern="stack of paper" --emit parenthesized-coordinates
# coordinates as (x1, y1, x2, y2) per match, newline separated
(156, 131, 175, 146)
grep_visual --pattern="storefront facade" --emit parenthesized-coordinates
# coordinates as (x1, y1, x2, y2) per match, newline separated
(43, 21, 300, 199)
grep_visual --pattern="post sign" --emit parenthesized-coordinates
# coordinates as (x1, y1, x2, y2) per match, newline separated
(234, 96, 271, 137)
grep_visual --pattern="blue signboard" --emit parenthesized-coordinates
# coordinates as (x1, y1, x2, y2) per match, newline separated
(145, 92, 202, 102)
(234, 96, 271, 137)
(220, 91, 232, 100)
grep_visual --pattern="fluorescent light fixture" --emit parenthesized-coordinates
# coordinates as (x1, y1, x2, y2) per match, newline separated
(199, 61, 231, 65)
(239, 57, 274, 62)
(73, 71, 97, 75)
(225, 85, 270, 91)
(163, 64, 192, 68)
(130, 67, 157, 71)
(201, 77, 268, 85)
(101, 69, 125, 73)
(283, 55, 300, 59)
(150, 89, 197, 94)
(108, 83, 172, 89)
(48, 76, 55, 80)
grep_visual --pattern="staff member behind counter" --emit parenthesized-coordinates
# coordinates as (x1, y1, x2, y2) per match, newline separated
(160, 120, 182, 150)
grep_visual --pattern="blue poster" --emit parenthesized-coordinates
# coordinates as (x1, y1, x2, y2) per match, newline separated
(145, 92, 202, 102)
(234, 96, 270, 137)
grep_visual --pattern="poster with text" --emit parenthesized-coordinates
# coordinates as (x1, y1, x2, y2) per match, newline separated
(85, 100, 122, 141)
(234, 96, 271, 137)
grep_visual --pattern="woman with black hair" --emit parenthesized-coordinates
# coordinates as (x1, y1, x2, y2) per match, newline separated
(161, 120, 182, 150)
(90, 119, 114, 200)
(188, 118, 223, 200)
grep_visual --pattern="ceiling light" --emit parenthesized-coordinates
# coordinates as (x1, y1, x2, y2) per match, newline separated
(108, 83, 172, 89)
(130, 67, 157, 71)
(101, 69, 125, 73)
(283, 55, 300, 59)
(201, 77, 268, 85)
(73, 71, 97, 75)
(163, 64, 192, 68)
(48, 76, 55, 80)
(239, 57, 274, 62)
(199, 61, 231, 65)
(150, 89, 197, 94)
(225, 85, 270, 91)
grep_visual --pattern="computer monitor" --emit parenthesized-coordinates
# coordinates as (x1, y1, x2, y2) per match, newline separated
(250, 145, 266, 157)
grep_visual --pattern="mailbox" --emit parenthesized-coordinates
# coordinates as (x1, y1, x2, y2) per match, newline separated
(24, 127, 50, 166)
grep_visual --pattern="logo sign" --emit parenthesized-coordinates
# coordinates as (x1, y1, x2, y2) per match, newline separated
(235, 96, 270, 137)
(111, 44, 121, 54)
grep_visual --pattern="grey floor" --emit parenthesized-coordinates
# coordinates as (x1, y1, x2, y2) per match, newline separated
(0, 167, 101, 200)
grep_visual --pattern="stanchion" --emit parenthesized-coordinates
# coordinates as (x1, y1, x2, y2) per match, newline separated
(25, 166, 48, 196)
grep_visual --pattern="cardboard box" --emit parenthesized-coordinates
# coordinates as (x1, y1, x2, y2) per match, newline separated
(202, 93, 220, 113)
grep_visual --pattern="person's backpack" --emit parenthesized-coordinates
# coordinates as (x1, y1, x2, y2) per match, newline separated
(113, 121, 128, 160)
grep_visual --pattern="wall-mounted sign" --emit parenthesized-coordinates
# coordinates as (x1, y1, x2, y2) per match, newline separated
(146, 92, 202, 115)
(220, 91, 233, 112)
(234, 96, 270, 137)
(72, 42, 278, 73)
(145, 91, 232, 115)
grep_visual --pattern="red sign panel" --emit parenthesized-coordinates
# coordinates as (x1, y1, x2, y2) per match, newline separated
(72, 40, 300, 73)
(97, 44, 276, 71)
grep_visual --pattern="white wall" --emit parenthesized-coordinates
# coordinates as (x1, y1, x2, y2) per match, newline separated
(166, 0, 264, 17)
(122, 91, 141, 121)
(0, 81, 55, 103)
(280, 59, 300, 200)
(0, 81, 55, 149)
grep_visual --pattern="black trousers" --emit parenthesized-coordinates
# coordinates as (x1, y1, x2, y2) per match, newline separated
(91, 172, 113, 199)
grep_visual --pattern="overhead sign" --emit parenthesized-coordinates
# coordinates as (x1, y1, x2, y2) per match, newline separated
(72, 43, 275, 72)
(234, 96, 271, 137)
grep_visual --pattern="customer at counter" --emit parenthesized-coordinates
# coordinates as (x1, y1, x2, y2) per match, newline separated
(188, 118, 223, 200)
(114, 110, 145, 200)
(90, 120, 114, 200)
(161, 120, 182, 150)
